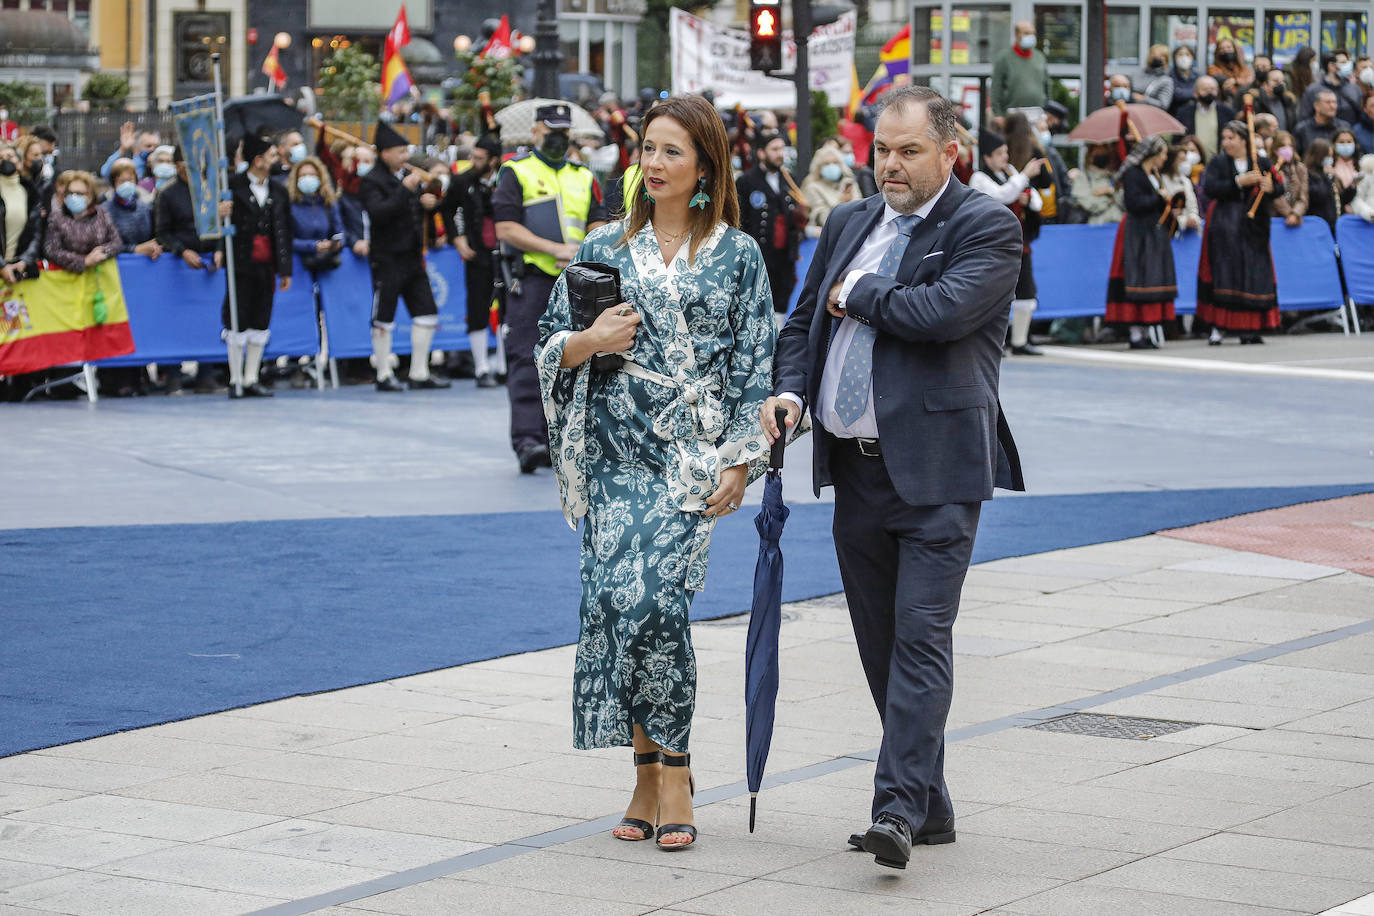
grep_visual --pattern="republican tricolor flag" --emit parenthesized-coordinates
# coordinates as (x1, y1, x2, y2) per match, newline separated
(851, 24, 912, 117)
(382, 5, 415, 107)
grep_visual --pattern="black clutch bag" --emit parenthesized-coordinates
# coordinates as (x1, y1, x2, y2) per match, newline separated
(565, 261, 624, 373)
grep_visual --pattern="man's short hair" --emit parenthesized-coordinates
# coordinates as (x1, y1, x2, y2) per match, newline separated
(1317, 88, 1338, 102)
(876, 86, 958, 145)
(32, 125, 57, 144)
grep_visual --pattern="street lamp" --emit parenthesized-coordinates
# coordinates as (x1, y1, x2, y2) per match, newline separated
(454, 35, 472, 53)
(273, 32, 291, 50)
(532, 0, 562, 99)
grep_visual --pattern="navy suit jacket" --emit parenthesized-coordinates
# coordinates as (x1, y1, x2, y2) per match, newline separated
(774, 177, 1026, 506)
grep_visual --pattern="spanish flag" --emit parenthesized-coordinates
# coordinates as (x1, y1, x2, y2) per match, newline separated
(261, 44, 287, 90)
(0, 261, 134, 376)
(382, 6, 415, 107)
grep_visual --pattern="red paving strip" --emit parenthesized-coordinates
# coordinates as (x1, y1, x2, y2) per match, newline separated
(1160, 493, 1374, 578)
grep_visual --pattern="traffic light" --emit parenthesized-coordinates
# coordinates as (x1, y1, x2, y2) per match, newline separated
(749, 0, 782, 72)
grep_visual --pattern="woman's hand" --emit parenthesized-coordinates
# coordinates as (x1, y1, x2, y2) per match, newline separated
(84, 247, 108, 267)
(315, 239, 333, 253)
(558, 304, 640, 368)
(1238, 170, 1263, 188)
(704, 464, 748, 518)
(1285, 212, 1302, 227)
(1022, 158, 1045, 179)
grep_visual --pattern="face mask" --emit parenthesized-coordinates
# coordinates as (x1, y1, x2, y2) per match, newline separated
(297, 175, 321, 195)
(1111, 87, 1131, 101)
(0, 160, 15, 177)
(1323, 156, 1335, 168)
(1150, 58, 1165, 69)
(730, 156, 742, 171)
(842, 152, 855, 167)
(1185, 151, 1201, 167)
(1019, 34, 1036, 50)
(1338, 61, 1354, 78)
(1361, 68, 1374, 87)
(539, 132, 570, 161)
(1277, 145, 1294, 162)
(1335, 142, 1357, 159)
(289, 143, 307, 163)
(1092, 153, 1113, 168)
(355, 162, 373, 177)
(1217, 51, 1236, 64)
(235, 161, 249, 174)
(1177, 54, 1193, 70)
(43, 153, 54, 165)
(115, 181, 138, 199)
(1177, 161, 1192, 176)
(40, 162, 53, 182)
(64, 193, 87, 214)
(1038, 131, 1053, 149)
(152, 162, 176, 181)
(1196, 94, 1216, 107)
(820, 163, 842, 182)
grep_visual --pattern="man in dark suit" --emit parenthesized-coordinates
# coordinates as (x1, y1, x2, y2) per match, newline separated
(222, 133, 292, 399)
(1175, 76, 1235, 160)
(737, 132, 804, 317)
(358, 121, 450, 391)
(762, 85, 1026, 871)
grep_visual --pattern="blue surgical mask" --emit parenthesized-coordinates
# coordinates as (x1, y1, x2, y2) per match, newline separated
(64, 193, 87, 214)
(289, 143, 307, 163)
(297, 175, 321, 195)
(1111, 87, 1131, 101)
(114, 181, 138, 200)
(842, 152, 856, 167)
(1335, 142, 1357, 159)
(820, 163, 842, 182)
(355, 162, 373, 177)
(1038, 130, 1053, 148)
(730, 156, 742, 171)
(152, 162, 176, 181)
(235, 161, 249, 174)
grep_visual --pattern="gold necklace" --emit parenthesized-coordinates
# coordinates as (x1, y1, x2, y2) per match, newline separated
(653, 222, 689, 243)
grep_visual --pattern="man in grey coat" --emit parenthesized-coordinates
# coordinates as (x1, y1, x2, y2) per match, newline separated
(762, 86, 1026, 872)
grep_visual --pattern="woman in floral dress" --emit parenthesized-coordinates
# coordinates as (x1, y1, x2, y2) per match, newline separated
(536, 95, 776, 851)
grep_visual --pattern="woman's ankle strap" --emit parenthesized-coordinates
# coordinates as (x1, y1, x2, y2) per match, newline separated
(633, 751, 663, 766)
(661, 752, 690, 767)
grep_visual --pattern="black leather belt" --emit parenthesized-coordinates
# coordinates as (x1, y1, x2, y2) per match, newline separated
(847, 437, 881, 457)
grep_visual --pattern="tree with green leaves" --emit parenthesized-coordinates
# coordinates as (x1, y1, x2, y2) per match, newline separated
(318, 46, 382, 121)
(0, 81, 48, 127)
(450, 48, 524, 133)
(810, 89, 839, 144)
(82, 74, 130, 111)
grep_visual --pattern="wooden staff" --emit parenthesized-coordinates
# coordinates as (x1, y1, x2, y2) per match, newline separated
(1114, 99, 1143, 143)
(1242, 93, 1266, 219)
(307, 117, 437, 182)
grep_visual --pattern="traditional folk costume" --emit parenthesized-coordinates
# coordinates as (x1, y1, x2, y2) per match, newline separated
(535, 221, 775, 752)
(1197, 133, 1282, 342)
(968, 130, 1042, 354)
(1106, 137, 1178, 348)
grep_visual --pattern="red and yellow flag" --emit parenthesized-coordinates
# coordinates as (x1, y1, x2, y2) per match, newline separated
(0, 262, 135, 375)
(261, 45, 287, 90)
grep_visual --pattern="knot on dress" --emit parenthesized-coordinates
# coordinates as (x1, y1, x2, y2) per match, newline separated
(651, 379, 725, 444)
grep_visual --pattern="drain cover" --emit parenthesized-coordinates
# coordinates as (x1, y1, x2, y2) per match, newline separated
(1026, 712, 1202, 740)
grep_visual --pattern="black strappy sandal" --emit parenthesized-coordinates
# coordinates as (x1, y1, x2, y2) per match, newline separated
(655, 752, 696, 851)
(612, 751, 661, 841)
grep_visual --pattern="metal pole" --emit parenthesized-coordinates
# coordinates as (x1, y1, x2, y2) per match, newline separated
(792, 0, 813, 176)
(211, 51, 243, 398)
(1085, 0, 1106, 114)
(533, 0, 562, 99)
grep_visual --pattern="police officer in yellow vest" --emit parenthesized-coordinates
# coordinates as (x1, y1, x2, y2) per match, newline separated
(493, 104, 608, 473)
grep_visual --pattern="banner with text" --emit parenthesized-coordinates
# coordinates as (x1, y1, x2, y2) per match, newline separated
(670, 8, 856, 109)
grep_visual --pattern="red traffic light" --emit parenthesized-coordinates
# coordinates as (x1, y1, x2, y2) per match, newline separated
(754, 8, 776, 37)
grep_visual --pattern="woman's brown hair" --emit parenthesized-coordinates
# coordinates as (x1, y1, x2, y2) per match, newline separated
(619, 94, 739, 262)
(288, 156, 337, 205)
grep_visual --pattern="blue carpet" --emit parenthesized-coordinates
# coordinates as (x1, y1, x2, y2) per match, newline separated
(3, 482, 1370, 757)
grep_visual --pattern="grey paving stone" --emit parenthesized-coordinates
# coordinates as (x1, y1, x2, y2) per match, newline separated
(971, 556, 1155, 579)
(1233, 797, 1374, 849)
(6, 794, 279, 843)
(995, 882, 1305, 915)
(1217, 574, 1374, 620)
(1274, 635, 1374, 676)
(0, 784, 85, 819)
(204, 819, 485, 873)
(669, 878, 980, 916)
(303, 733, 539, 775)
(553, 830, 830, 877)
(34, 734, 272, 772)
(1063, 628, 1263, 660)
(1064, 569, 1295, 604)
(1280, 700, 1374, 740)
(1014, 783, 1283, 828)
(1005, 643, 1205, 676)
(1153, 665, 1374, 712)
(394, 716, 574, 752)
(311, 794, 576, 844)
(953, 617, 1095, 645)
(1122, 604, 1364, 644)
(402, 772, 636, 820)
(96, 842, 387, 898)
(0, 822, 179, 869)
(0, 756, 176, 794)
(148, 713, 373, 751)
(943, 747, 1136, 806)
(1088, 693, 1313, 729)
(216, 752, 456, 795)
(112, 772, 377, 817)
(458, 849, 745, 907)
(1003, 590, 1203, 618)
(338, 877, 654, 916)
(1087, 761, 1344, 806)
(958, 727, 1199, 765)
(1222, 729, 1374, 765)
(0, 860, 67, 891)
(1166, 552, 1344, 580)
(0, 870, 283, 916)
(953, 635, 1043, 657)
(910, 833, 1139, 880)
(229, 696, 455, 734)
(957, 805, 1215, 854)
(1082, 855, 1373, 911)
(962, 569, 1100, 593)
(1146, 745, 1374, 788)
(1160, 832, 1374, 881)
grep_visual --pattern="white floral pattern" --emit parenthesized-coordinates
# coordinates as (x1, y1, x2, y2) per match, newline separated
(536, 219, 776, 752)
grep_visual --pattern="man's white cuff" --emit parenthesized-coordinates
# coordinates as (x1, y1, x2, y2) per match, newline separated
(779, 392, 804, 413)
(839, 268, 870, 306)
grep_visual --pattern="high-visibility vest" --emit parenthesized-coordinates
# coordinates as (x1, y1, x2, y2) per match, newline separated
(622, 164, 641, 207)
(501, 153, 595, 277)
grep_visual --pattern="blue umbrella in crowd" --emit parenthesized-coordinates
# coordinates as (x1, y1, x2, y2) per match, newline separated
(745, 407, 791, 832)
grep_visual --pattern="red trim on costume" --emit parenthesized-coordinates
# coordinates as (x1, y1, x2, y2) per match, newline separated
(1197, 302, 1280, 331)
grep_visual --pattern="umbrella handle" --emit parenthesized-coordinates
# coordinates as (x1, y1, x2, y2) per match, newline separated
(769, 407, 788, 470)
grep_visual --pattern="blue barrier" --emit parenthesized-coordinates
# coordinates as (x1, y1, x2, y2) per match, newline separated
(316, 246, 469, 359)
(1273, 218, 1345, 312)
(1336, 216, 1374, 306)
(97, 254, 319, 367)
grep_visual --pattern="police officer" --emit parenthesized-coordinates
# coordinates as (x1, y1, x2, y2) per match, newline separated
(358, 121, 451, 391)
(736, 131, 803, 317)
(222, 133, 292, 398)
(441, 133, 505, 388)
(493, 104, 608, 473)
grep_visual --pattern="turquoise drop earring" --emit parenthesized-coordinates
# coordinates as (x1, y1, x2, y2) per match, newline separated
(690, 176, 710, 209)
(642, 185, 653, 203)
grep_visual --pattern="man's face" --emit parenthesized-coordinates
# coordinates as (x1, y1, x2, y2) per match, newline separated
(354, 146, 376, 169)
(254, 147, 280, 172)
(138, 132, 159, 154)
(1014, 22, 1034, 42)
(37, 139, 54, 156)
(1266, 71, 1286, 94)
(1333, 53, 1350, 76)
(1254, 56, 1272, 76)
(1195, 78, 1219, 99)
(380, 145, 409, 171)
(1316, 93, 1338, 120)
(1365, 94, 1374, 121)
(469, 148, 492, 175)
(759, 138, 786, 169)
(872, 103, 956, 214)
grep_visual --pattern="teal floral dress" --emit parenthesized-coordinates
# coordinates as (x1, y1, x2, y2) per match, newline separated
(536, 220, 776, 753)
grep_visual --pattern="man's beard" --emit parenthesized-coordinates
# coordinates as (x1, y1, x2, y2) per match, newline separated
(879, 169, 942, 213)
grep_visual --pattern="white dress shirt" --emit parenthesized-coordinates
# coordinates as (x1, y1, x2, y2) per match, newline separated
(248, 172, 269, 208)
(765, 170, 782, 196)
(782, 175, 951, 439)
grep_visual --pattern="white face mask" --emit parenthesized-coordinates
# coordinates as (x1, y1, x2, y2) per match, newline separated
(1019, 34, 1037, 50)
(1338, 60, 1354, 78)
(1184, 150, 1201, 167)
(1177, 54, 1193, 70)
(1361, 67, 1374, 87)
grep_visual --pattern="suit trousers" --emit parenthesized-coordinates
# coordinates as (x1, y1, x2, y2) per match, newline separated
(463, 252, 496, 333)
(504, 269, 555, 453)
(222, 262, 275, 331)
(830, 440, 980, 829)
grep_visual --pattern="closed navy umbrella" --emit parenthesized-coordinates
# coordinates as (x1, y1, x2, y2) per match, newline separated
(745, 408, 790, 832)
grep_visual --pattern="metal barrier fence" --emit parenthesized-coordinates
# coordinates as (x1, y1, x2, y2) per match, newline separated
(53, 110, 179, 174)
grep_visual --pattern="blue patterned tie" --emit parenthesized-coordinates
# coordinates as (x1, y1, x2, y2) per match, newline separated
(834, 213, 921, 425)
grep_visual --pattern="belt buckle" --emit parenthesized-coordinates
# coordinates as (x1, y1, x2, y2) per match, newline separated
(856, 437, 880, 457)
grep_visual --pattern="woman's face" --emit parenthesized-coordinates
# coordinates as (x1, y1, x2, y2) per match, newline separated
(24, 144, 42, 169)
(640, 115, 705, 206)
(1221, 129, 1246, 159)
(1146, 149, 1168, 172)
(66, 179, 90, 200)
(1216, 39, 1235, 57)
(1334, 132, 1357, 158)
(297, 163, 319, 182)
(0, 146, 17, 167)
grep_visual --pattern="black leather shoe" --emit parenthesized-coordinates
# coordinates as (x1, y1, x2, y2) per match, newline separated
(244, 382, 274, 397)
(227, 386, 246, 400)
(1128, 338, 1160, 349)
(1009, 343, 1044, 356)
(862, 813, 912, 870)
(518, 445, 551, 474)
(849, 814, 954, 851)
(475, 372, 500, 388)
(375, 377, 405, 392)
(408, 375, 452, 390)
